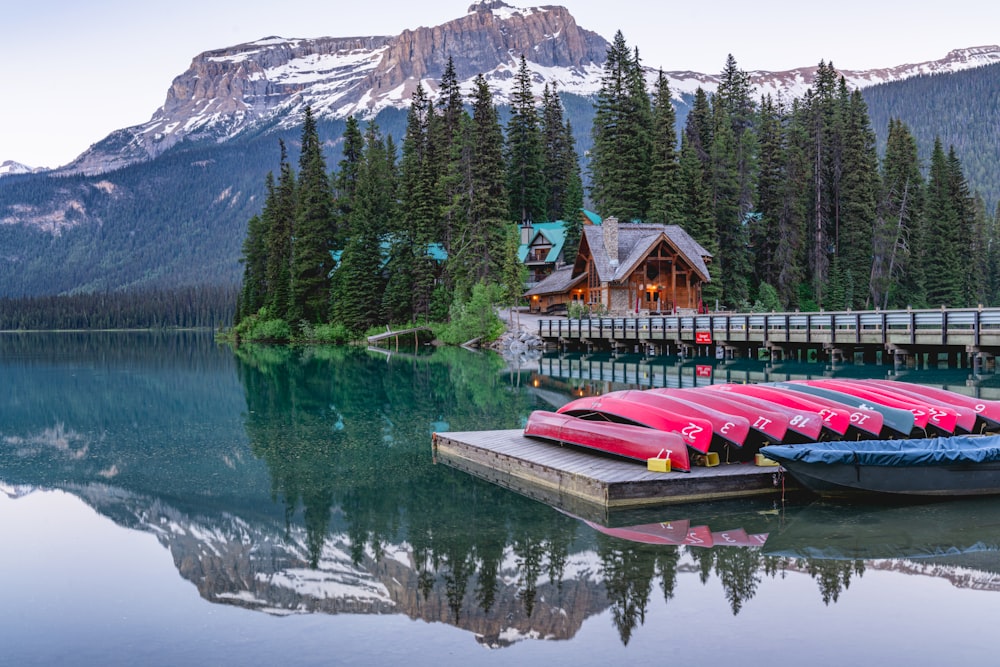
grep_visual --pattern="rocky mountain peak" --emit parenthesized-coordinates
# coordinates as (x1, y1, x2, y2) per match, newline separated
(46, 5, 1000, 178)
(468, 0, 515, 12)
(59, 2, 607, 176)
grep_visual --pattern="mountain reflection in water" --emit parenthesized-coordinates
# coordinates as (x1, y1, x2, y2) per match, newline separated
(4, 332, 1000, 663)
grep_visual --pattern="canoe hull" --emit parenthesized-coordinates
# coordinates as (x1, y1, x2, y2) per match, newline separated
(557, 395, 714, 453)
(524, 410, 692, 471)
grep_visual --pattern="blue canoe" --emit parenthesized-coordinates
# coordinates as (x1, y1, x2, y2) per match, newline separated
(761, 435, 1000, 498)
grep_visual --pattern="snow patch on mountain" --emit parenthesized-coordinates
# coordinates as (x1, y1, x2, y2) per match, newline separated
(32, 0, 1000, 176)
(0, 160, 41, 177)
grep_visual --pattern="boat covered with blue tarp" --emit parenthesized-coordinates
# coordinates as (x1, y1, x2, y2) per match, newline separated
(761, 435, 1000, 498)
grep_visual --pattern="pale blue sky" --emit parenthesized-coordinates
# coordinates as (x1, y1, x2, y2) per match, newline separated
(3, 0, 997, 168)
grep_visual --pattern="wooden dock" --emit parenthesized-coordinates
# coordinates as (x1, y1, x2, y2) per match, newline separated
(537, 307, 1000, 369)
(432, 429, 786, 514)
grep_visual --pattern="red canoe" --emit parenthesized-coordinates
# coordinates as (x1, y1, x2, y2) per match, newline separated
(524, 410, 691, 471)
(674, 387, 828, 442)
(608, 389, 752, 448)
(557, 395, 714, 453)
(858, 379, 996, 433)
(791, 379, 958, 436)
(649, 388, 790, 444)
(707, 384, 882, 439)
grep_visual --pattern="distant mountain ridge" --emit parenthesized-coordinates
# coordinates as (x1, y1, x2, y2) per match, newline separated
(38, 0, 1000, 176)
(0, 160, 40, 176)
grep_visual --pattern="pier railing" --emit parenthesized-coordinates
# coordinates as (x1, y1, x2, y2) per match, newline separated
(537, 307, 1000, 350)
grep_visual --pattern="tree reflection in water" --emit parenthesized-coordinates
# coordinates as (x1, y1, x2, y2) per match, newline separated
(230, 342, 885, 639)
(6, 333, 1000, 649)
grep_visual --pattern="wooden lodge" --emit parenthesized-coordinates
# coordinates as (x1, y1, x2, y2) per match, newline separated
(525, 216, 712, 315)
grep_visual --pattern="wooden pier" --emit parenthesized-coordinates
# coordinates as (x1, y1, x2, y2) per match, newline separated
(537, 307, 1000, 369)
(432, 429, 785, 513)
(367, 326, 432, 350)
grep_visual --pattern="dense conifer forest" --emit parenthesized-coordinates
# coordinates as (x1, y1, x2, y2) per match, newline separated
(237, 36, 1000, 342)
(0, 285, 236, 330)
(2, 45, 999, 331)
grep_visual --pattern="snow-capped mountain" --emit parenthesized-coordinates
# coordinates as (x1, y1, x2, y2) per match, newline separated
(0, 160, 39, 176)
(52, 0, 1000, 176)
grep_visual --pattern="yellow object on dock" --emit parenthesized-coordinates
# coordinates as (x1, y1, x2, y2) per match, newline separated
(646, 457, 672, 473)
(755, 453, 780, 467)
(694, 452, 720, 467)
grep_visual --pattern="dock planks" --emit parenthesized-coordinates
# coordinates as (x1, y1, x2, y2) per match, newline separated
(432, 429, 785, 512)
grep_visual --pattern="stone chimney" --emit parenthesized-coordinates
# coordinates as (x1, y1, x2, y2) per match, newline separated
(603, 216, 619, 266)
(520, 218, 533, 245)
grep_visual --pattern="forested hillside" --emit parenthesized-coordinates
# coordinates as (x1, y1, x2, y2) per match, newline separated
(1, 56, 996, 314)
(0, 110, 410, 297)
(864, 62, 1000, 210)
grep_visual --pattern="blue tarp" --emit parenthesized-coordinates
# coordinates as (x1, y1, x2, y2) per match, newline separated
(761, 435, 1000, 467)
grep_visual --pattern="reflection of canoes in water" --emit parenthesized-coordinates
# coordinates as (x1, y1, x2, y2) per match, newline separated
(762, 497, 1000, 563)
(561, 498, 782, 548)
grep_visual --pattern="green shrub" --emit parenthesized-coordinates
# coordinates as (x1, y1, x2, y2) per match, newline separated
(438, 281, 505, 345)
(568, 302, 606, 319)
(232, 308, 291, 342)
(309, 322, 353, 343)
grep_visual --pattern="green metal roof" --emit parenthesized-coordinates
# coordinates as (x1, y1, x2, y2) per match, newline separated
(330, 240, 447, 272)
(518, 221, 568, 263)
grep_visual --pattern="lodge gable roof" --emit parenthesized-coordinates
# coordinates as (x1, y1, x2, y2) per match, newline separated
(581, 221, 712, 284)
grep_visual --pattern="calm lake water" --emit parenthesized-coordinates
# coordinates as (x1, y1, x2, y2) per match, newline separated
(3, 331, 1000, 666)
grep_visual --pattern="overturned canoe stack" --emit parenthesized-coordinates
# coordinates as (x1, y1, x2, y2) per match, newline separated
(523, 379, 1000, 474)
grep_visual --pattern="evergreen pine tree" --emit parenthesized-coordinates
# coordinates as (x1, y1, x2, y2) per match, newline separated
(590, 32, 652, 220)
(709, 103, 751, 307)
(947, 146, 977, 306)
(236, 161, 275, 325)
(560, 118, 585, 262)
(289, 106, 336, 326)
(449, 75, 509, 298)
(395, 83, 440, 320)
(804, 62, 841, 307)
(266, 140, 296, 321)
(873, 118, 924, 309)
(774, 99, 811, 309)
(715, 54, 757, 227)
(677, 132, 720, 305)
(333, 115, 365, 235)
(836, 89, 880, 309)
(923, 138, 962, 307)
(506, 55, 546, 224)
(237, 210, 267, 325)
(969, 194, 992, 307)
(539, 83, 583, 259)
(987, 202, 1000, 305)
(330, 123, 395, 331)
(647, 70, 682, 224)
(751, 95, 783, 292)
